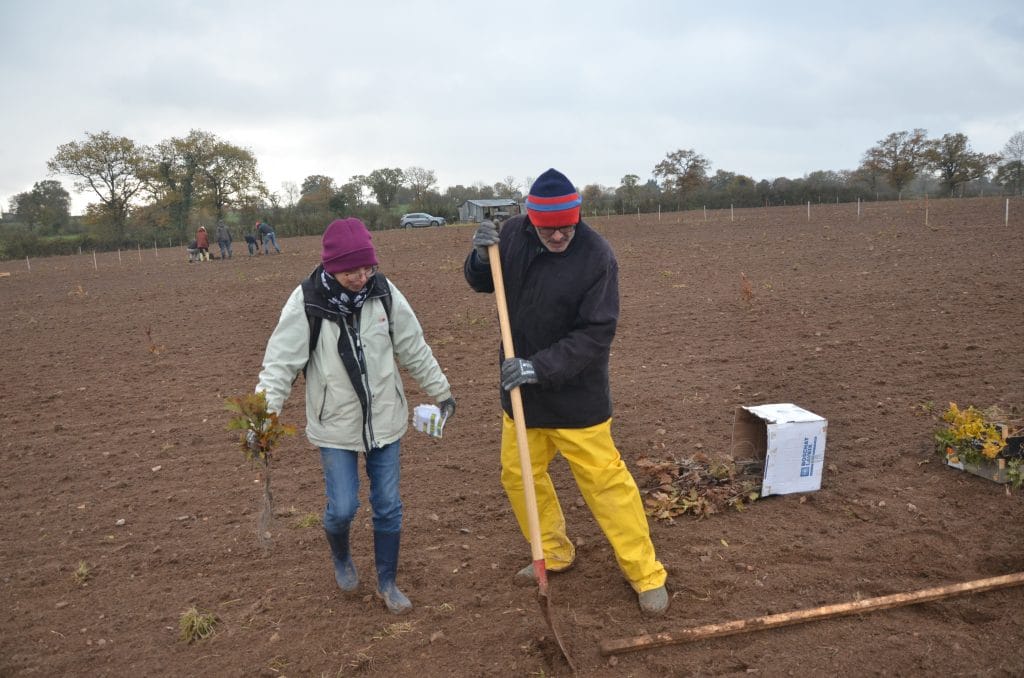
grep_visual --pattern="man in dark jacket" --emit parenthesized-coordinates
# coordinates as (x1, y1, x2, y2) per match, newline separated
(257, 220, 281, 254)
(215, 220, 233, 259)
(463, 168, 668, 615)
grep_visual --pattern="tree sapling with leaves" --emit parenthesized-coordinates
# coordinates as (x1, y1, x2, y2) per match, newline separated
(225, 390, 295, 547)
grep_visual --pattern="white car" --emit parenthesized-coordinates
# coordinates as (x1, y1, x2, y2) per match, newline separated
(400, 212, 446, 228)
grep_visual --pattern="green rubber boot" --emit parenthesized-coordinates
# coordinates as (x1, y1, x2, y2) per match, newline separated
(374, 530, 412, 614)
(324, 527, 359, 592)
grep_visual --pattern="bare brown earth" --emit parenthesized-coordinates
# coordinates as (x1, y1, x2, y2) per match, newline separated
(2, 197, 1023, 677)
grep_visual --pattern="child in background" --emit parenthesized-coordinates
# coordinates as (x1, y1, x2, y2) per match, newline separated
(244, 233, 259, 256)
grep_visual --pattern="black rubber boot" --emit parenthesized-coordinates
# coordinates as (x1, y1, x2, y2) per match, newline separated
(374, 530, 412, 614)
(324, 527, 359, 592)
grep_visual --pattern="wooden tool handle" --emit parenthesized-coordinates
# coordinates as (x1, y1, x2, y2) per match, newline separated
(487, 244, 547, 580)
(600, 571, 1024, 656)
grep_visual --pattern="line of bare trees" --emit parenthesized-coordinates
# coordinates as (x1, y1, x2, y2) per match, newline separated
(587, 129, 1022, 218)
(3, 127, 1022, 259)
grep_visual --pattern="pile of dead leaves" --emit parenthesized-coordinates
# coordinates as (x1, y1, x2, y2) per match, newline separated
(635, 453, 762, 522)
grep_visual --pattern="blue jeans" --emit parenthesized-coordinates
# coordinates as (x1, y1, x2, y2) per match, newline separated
(218, 241, 232, 258)
(262, 231, 281, 253)
(320, 441, 402, 534)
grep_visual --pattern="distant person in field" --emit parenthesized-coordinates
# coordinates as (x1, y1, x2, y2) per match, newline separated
(463, 168, 669, 616)
(257, 219, 281, 254)
(195, 225, 210, 261)
(186, 239, 200, 263)
(244, 232, 259, 257)
(215, 220, 233, 259)
(251, 217, 456, 615)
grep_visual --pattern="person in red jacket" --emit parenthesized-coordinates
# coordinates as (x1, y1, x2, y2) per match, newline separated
(195, 226, 210, 262)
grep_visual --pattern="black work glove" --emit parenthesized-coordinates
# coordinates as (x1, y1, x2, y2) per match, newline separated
(500, 358, 538, 391)
(438, 397, 456, 421)
(472, 220, 500, 263)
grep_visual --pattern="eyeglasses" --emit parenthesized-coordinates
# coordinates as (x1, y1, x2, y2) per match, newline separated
(338, 265, 378, 281)
(536, 225, 576, 238)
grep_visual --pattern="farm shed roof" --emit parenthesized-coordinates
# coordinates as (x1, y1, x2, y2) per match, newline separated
(459, 199, 520, 207)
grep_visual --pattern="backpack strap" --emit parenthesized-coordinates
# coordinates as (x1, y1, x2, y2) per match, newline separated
(375, 273, 394, 340)
(308, 315, 324, 362)
(299, 270, 394, 378)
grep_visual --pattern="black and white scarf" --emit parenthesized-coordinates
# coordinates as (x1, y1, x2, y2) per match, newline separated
(315, 268, 371, 317)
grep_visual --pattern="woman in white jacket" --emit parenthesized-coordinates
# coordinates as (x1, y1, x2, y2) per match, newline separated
(254, 218, 455, 614)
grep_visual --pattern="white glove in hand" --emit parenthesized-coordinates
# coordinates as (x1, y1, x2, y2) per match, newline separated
(500, 358, 538, 391)
(472, 220, 500, 262)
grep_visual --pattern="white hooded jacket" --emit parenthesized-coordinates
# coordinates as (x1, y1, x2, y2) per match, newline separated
(255, 279, 451, 451)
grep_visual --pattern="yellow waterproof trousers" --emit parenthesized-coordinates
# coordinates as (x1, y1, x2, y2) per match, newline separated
(500, 414, 667, 593)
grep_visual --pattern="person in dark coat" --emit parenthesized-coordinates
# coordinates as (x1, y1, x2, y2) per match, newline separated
(463, 168, 669, 616)
(257, 220, 281, 254)
(244, 233, 259, 256)
(215, 220, 233, 259)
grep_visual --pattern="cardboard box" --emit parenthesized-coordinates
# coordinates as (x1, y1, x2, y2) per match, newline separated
(939, 423, 1023, 484)
(731, 403, 828, 497)
(943, 454, 1011, 484)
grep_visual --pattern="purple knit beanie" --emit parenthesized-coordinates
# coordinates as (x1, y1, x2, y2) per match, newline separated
(526, 168, 581, 227)
(321, 218, 378, 274)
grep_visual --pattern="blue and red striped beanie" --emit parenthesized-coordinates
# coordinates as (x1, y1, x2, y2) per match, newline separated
(526, 168, 581, 227)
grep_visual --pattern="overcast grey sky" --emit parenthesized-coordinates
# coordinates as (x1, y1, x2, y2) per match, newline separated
(2, 0, 1022, 214)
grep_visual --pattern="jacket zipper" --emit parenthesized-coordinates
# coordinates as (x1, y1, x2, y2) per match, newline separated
(348, 313, 377, 450)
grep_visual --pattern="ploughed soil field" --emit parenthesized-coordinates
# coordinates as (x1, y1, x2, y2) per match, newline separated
(2, 197, 1023, 677)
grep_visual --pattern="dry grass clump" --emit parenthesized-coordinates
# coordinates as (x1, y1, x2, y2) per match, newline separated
(179, 606, 218, 643)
